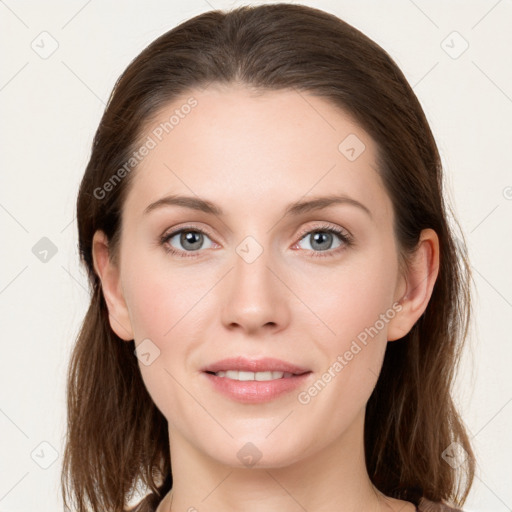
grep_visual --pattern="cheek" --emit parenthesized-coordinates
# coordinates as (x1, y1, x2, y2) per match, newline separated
(121, 255, 210, 422)
(293, 244, 398, 401)
(293, 263, 396, 440)
(293, 249, 399, 348)
(122, 253, 211, 343)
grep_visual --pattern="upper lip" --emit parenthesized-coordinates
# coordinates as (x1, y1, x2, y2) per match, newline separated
(202, 357, 310, 375)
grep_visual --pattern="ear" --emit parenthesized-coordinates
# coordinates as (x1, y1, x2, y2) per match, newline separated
(387, 228, 440, 342)
(91, 230, 134, 341)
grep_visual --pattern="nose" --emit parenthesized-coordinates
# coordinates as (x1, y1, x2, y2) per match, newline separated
(220, 239, 291, 335)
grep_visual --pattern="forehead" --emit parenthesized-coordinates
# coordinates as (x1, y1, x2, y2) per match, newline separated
(124, 84, 391, 222)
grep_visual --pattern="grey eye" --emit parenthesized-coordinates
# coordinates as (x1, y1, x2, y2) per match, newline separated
(298, 230, 343, 251)
(166, 230, 214, 252)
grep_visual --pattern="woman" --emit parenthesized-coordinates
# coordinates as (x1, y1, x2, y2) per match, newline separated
(61, 4, 475, 511)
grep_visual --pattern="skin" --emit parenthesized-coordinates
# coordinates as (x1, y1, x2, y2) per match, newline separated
(92, 83, 439, 512)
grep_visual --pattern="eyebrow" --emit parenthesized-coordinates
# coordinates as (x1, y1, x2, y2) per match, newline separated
(143, 193, 372, 219)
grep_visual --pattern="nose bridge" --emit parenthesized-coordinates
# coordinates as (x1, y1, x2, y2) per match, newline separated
(220, 232, 289, 332)
(232, 233, 276, 301)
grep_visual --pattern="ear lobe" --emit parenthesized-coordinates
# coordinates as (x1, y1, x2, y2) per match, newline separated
(91, 230, 134, 341)
(387, 228, 440, 342)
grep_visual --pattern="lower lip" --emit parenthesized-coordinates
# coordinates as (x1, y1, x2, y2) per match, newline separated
(203, 372, 312, 403)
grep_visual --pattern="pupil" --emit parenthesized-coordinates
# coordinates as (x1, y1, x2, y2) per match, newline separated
(311, 232, 332, 251)
(182, 231, 202, 250)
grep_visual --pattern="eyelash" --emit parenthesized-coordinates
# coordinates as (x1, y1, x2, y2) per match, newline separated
(159, 223, 353, 259)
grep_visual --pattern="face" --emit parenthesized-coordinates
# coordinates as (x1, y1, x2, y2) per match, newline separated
(97, 83, 412, 469)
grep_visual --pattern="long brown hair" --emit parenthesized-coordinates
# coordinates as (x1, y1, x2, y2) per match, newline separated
(62, 3, 476, 511)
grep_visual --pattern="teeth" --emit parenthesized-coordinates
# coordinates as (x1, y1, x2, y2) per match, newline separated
(256, 371, 273, 381)
(213, 370, 294, 381)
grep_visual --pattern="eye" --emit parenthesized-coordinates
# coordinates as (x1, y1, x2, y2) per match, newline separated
(294, 224, 353, 258)
(160, 226, 216, 258)
(160, 223, 353, 259)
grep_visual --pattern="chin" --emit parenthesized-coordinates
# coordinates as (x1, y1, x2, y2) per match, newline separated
(203, 433, 308, 470)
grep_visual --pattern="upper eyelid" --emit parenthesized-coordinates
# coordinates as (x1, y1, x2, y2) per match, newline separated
(161, 223, 217, 242)
(296, 223, 351, 239)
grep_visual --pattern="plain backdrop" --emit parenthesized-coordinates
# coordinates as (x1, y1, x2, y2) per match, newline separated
(1, 1, 511, 511)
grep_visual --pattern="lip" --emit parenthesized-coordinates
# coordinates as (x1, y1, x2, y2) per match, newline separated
(201, 357, 312, 404)
(201, 356, 310, 374)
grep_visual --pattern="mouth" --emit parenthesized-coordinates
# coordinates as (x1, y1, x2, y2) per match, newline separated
(201, 357, 312, 403)
(205, 370, 297, 381)
(201, 356, 310, 378)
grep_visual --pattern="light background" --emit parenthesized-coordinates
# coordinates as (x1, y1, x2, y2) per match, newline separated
(0, 1, 511, 511)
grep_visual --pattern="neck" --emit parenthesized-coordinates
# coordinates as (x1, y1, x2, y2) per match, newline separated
(165, 411, 385, 512)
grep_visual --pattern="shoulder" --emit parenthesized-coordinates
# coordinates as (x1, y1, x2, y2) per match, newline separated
(418, 497, 465, 512)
